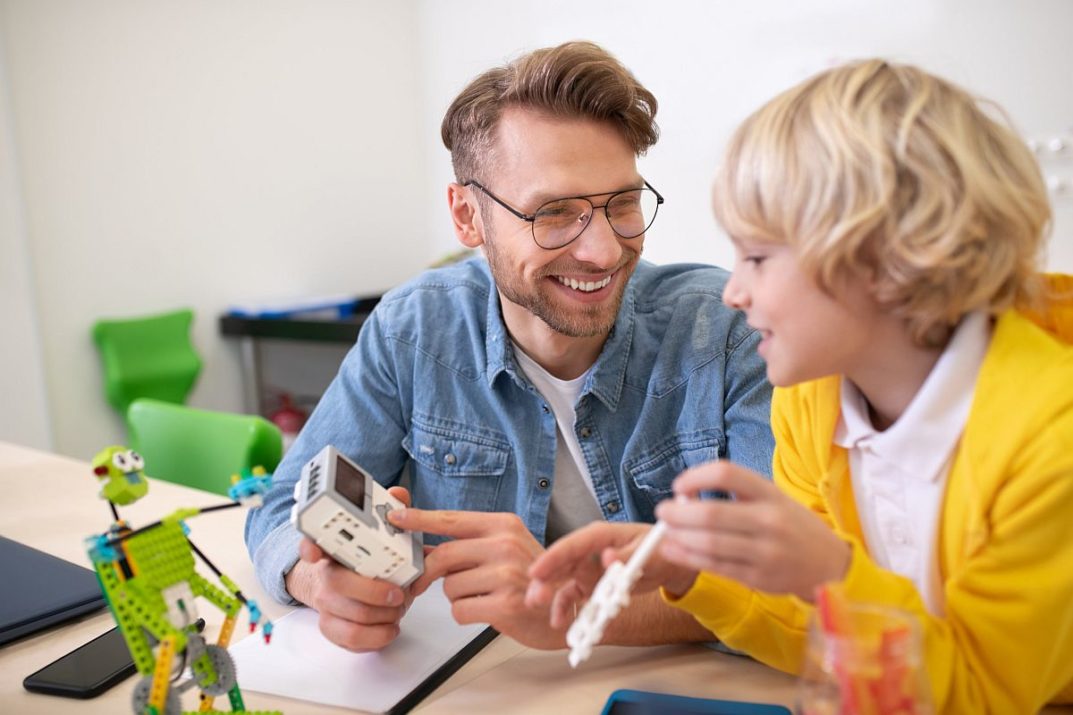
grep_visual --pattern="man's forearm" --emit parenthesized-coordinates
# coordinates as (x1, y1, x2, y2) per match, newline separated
(600, 590, 713, 645)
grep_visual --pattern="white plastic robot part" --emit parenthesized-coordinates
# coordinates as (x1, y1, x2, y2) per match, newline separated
(566, 521, 668, 667)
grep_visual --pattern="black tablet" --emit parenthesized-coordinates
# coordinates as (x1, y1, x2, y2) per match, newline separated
(601, 689, 791, 715)
(0, 536, 106, 646)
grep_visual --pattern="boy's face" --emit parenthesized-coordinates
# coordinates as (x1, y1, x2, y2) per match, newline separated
(721, 238, 884, 387)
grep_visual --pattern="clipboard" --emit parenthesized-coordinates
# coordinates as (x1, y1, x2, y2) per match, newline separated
(388, 624, 497, 715)
(230, 580, 497, 714)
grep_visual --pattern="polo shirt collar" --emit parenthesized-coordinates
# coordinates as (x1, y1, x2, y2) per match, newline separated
(834, 311, 991, 482)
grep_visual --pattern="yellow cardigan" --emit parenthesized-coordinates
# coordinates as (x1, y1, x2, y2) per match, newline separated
(668, 287, 1073, 714)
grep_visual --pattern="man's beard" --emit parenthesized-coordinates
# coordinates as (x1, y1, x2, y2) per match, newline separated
(483, 232, 640, 338)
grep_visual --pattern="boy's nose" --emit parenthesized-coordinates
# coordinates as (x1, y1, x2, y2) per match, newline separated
(722, 273, 749, 310)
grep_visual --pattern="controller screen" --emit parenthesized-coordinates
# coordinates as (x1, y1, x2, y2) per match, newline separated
(335, 457, 367, 510)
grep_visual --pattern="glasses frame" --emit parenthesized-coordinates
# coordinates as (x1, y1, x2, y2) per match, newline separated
(463, 179, 664, 250)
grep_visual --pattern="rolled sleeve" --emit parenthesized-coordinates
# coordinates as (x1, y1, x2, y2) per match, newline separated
(243, 307, 410, 605)
(252, 520, 304, 606)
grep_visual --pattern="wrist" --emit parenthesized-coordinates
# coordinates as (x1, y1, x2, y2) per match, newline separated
(284, 559, 315, 606)
(663, 569, 699, 599)
(830, 537, 852, 582)
(803, 538, 853, 603)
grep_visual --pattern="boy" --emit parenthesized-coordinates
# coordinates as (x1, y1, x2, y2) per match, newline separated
(528, 59, 1073, 712)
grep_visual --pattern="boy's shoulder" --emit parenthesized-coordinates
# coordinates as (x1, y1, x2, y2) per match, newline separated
(976, 309, 1073, 421)
(960, 309, 1073, 498)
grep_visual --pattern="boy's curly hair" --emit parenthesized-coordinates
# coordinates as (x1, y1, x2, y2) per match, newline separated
(713, 59, 1051, 347)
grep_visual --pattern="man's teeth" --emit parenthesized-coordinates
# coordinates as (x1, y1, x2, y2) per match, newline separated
(556, 275, 612, 292)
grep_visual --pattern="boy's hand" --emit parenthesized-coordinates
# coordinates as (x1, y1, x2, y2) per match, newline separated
(285, 486, 414, 652)
(525, 522, 699, 629)
(659, 461, 850, 602)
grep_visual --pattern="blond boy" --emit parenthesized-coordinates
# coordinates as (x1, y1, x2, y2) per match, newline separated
(530, 59, 1073, 713)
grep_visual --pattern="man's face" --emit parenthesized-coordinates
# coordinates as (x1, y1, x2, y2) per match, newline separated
(475, 108, 645, 338)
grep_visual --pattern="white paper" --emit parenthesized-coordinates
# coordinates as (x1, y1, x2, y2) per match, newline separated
(230, 581, 491, 713)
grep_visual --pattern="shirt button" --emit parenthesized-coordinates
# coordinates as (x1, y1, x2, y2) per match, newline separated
(606, 501, 620, 514)
(541, 404, 550, 414)
(444, 453, 457, 465)
(538, 478, 550, 489)
(578, 426, 592, 438)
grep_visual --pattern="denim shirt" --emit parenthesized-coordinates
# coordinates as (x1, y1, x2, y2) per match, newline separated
(245, 258, 774, 604)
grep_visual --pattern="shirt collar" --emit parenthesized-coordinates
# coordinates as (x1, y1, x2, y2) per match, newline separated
(484, 278, 514, 385)
(834, 311, 991, 482)
(483, 265, 637, 413)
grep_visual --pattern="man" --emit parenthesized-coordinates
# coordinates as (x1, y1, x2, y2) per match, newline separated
(245, 40, 772, 652)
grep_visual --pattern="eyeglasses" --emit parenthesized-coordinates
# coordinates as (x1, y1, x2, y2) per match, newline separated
(464, 180, 664, 250)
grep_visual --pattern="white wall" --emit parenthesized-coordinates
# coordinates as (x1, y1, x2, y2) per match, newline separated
(1, 0, 430, 459)
(0, 24, 51, 450)
(417, 0, 1073, 273)
(4, 1, 1072, 458)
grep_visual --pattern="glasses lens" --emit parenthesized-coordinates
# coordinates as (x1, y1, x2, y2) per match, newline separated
(531, 188, 661, 249)
(532, 198, 594, 249)
(606, 189, 659, 239)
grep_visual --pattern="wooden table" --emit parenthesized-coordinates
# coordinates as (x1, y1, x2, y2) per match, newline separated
(2, 441, 1067, 714)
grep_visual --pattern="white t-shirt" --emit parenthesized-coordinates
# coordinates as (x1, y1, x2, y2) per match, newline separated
(834, 311, 991, 615)
(512, 344, 604, 542)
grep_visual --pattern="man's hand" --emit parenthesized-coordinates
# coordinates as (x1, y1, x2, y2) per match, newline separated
(284, 486, 414, 652)
(525, 521, 699, 629)
(658, 461, 851, 602)
(386, 508, 565, 649)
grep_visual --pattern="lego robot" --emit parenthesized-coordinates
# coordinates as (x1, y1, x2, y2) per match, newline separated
(85, 445, 281, 715)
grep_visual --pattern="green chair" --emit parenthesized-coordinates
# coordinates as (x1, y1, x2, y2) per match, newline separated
(127, 398, 283, 495)
(92, 309, 202, 417)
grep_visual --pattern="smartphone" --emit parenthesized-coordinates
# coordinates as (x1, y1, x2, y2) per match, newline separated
(601, 689, 791, 715)
(23, 618, 205, 699)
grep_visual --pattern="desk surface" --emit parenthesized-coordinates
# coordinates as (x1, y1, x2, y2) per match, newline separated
(2, 441, 1069, 714)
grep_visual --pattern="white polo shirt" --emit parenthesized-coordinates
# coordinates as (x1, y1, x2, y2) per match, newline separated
(834, 311, 991, 615)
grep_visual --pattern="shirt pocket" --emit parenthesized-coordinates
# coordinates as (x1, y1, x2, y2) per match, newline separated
(402, 414, 510, 518)
(623, 432, 723, 515)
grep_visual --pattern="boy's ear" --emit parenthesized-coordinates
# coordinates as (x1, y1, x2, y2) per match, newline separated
(448, 183, 485, 249)
(861, 264, 884, 295)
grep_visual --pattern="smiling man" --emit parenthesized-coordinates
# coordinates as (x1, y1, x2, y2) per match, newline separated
(245, 40, 773, 652)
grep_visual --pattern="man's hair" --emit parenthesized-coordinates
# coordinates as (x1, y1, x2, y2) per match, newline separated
(441, 40, 659, 184)
(713, 59, 1052, 347)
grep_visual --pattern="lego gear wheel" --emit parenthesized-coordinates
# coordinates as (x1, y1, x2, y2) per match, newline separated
(193, 644, 238, 696)
(131, 676, 181, 715)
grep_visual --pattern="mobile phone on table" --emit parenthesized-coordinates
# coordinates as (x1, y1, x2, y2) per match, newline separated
(601, 689, 791, 715)
(23, 617, 206, 699)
